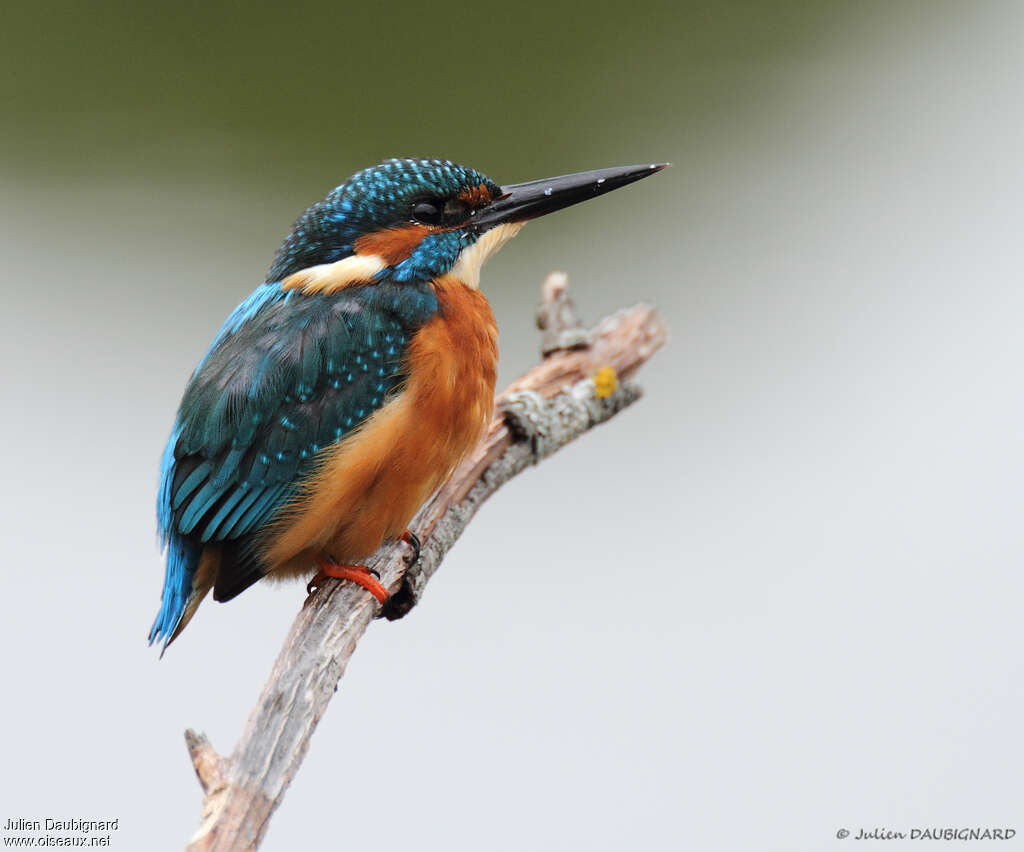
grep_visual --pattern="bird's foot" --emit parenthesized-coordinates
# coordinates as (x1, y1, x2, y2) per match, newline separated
(380, 530, 423, 621)
(400, 529, 421, 565)
(306, 556, 389, 604)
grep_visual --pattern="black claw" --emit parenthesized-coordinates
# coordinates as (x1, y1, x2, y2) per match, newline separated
(403, 530, 421, 565)
(378, 531, 422, 620)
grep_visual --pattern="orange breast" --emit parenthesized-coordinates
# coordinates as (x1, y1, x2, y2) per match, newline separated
(261, 276, 498, 576)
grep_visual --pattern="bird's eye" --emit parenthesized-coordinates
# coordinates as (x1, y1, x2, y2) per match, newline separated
(411, 199, 444, 225)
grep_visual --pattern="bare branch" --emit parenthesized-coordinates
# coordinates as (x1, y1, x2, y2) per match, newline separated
(184, 730, 227, 795)
(536, 270, 591, 354)
(182, 276, 667, 851)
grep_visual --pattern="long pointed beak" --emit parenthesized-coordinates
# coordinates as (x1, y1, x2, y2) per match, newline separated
(470, 162, 670, 229)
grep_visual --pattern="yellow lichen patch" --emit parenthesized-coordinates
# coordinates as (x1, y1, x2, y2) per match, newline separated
(593, 366, 618, 398)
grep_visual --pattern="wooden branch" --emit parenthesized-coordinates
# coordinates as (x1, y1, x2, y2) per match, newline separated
(535, 270, 590, 355)
(182, 273, 667, 851)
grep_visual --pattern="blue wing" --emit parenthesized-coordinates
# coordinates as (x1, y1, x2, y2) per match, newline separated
(151, 280, 438, 642)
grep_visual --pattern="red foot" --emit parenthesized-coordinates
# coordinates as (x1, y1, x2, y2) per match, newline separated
(307, 556, 389, 604)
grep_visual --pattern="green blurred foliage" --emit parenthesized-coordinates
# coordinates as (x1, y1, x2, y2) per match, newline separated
(1, 0, 866, 186)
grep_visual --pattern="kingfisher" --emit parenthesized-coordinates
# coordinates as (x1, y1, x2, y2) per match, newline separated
(150, 157, 667, 653)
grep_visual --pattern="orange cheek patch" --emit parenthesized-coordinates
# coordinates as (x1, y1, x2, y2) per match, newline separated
(354, 224, 432, 265)
(458, 183, 494, 207)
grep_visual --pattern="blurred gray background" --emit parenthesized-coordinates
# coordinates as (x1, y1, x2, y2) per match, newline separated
(1, 1, 1022, 849)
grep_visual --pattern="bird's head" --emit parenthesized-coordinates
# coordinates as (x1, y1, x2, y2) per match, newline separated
(268, 157, 667, 293)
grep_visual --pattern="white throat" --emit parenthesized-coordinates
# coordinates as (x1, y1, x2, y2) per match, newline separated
(450, 222, 525, 288)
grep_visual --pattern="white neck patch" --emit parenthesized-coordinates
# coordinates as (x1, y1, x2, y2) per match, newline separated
(450, 222, 525, 288)
(280, 253, 386, 294)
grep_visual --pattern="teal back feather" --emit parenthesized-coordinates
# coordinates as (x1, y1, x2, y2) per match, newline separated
(152, 278, 438, 634)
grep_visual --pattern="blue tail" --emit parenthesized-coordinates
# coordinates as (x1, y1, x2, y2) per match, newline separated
(150, 425, 200, 650)
(149, 533, 201, 648)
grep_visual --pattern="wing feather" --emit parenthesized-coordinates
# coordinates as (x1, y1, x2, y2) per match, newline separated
(158, 280, 438, 594)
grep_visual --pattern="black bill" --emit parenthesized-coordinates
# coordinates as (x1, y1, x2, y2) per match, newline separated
(471, 162, 670, 229)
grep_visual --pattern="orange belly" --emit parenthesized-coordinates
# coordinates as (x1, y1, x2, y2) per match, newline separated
(260, 276, 498, 578)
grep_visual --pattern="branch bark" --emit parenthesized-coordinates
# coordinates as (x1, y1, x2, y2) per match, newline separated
(182, 274, 667, 850)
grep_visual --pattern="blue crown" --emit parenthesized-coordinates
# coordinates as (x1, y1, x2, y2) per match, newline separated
(268, 158, 500, 282)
